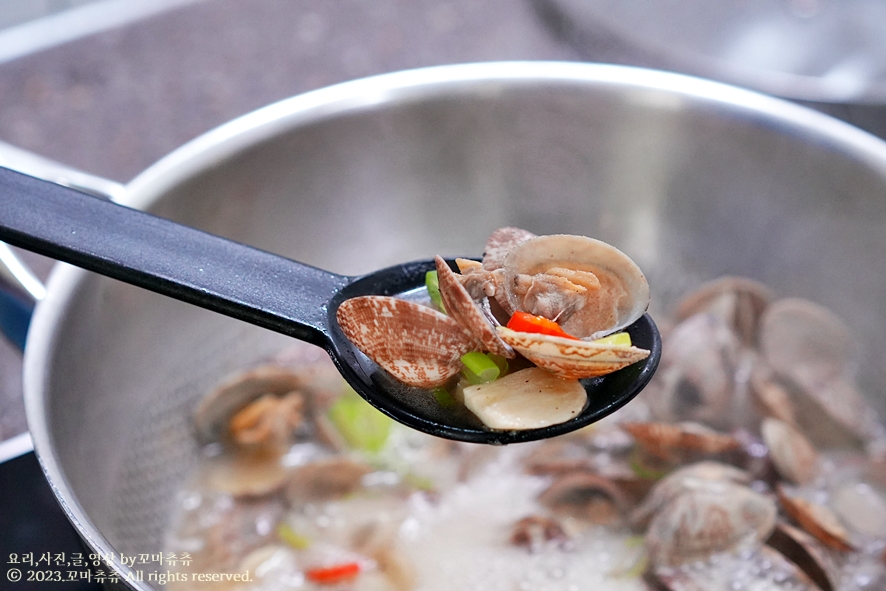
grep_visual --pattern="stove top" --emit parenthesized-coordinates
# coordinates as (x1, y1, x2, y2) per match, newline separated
(0, 434, 102, 591)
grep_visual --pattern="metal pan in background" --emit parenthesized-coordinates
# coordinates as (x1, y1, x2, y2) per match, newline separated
(532, 0, 886, 137)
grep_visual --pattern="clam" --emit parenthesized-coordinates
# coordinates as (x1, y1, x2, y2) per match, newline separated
(228, 393, 305, 450)
(644, 480, 777, 567)
(193, 364, 306, 448)
(675, 276, 773, 347)
(203, 449, 292, 497)
(830, 479, 886, 539)
(434, 255, 513, 358)
(776, 484, 855, 552)
(496, 326, 651, 380)
(621, 421, 741, 462)
(482, 226, 537, 272)
(644, 313, 740, 429)
(171, 492, 286, 575)
(759, 298, 883, 447)
(761, 417, 819, 485)
(537, 471, 628, 525)
(522, 439, 596, 477)
(760, 298, 853, 388)
(336, 295, 476, 388)
(767, 521, 838, 591)
(500, 234, 650, 340)
(631, 461, 752, 528)
(285, 457, 373, 504)
(646, 545, 819, 591)
(749, 362, 798, 426)
(452, 258, 499, 302)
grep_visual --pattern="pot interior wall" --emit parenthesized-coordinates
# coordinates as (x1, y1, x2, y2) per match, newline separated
(39, 77, 886, 560)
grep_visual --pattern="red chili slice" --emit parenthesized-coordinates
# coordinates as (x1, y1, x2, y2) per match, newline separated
(305, 562, 361, 584)
(506, 311, 579, 340)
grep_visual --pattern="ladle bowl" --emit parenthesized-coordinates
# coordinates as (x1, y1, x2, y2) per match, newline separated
(0, 165, 661, 444)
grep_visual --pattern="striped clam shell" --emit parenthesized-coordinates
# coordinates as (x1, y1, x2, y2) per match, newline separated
(336, 295, 475, 388)
(496, 326, 650, 380)
(435, 255, 514, 359)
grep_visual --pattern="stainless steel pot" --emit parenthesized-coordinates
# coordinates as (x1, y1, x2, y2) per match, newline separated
(6, 61, 886, 589)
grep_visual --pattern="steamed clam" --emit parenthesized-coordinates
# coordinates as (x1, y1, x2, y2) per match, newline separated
(336, 228, 652, 430)
(168, 274, 886, 591)
(499, 233, 650, 339)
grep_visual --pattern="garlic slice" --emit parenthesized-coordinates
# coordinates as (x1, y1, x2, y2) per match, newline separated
(462, 367, 586, 430)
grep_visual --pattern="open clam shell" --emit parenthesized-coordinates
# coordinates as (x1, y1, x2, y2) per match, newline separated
(434, 256, 514, 358)
(496, 326, 650, 380)
(193, 365, 305, 446)
(645, 480, 777, 567)
(761, 417, 819, 485)
(482, 226, 537, 271)
(501, 234, 650, 340)
(336, 295, 476, 389)
(675, 276, 773, 346)
(776, 484, 855, 552)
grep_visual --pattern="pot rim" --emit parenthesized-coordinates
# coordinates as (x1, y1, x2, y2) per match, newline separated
(22, 60, 886, 590)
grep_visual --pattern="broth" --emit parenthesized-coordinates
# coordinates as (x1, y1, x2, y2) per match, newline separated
(164, 277, 886, 591)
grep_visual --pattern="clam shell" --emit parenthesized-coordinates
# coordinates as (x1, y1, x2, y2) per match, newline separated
(285, 457, 372, 503)
(760, 298, 882, 447)
(434, 256, 514, 358)
(645, 480, 777, 567)
(621, 421, 741, 460)
(749, 362, 798, 425)
(648, 314, 740, 430)
(203, 449, 290, 497)
(482, 226, 536, 271)
(228, 391, 304, 450)
(776, 484, 855, 552)
(537, 471, 628, 525)
(767, 521, 838, 591)
(193, 365, 305, 445)
(675, 276, 773, 346)
(647, 545, 819, 590)
(501, 234, 649, 339)
(336, 295, 475, 388)
(630, 461, 752, 528)
(760, 417, 819, 485)
(760, 298, 852, 387)
(496, 326, 650, 380)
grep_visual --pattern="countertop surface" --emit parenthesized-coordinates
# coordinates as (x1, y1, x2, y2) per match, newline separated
(2, 0, 886, 443)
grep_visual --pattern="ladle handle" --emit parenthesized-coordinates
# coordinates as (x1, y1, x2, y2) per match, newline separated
(0, 166, 350, 345)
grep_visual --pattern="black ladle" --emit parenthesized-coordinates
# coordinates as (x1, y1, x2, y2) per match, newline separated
(0, 166, 661, 444)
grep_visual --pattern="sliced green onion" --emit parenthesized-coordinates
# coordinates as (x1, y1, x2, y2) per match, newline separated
(487, 353, 509, 376)
(328, 387, 392, 453)
(628, 453, 668, 480)
(610, 546, 648, 580)
(425, 270, 445, 312)
(461, 351, 501, 384)
(277, 523, 311, 549)
(433, 387, 456, 408)
(403, 472, 436, 491)
(592, 332, 632, 347)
